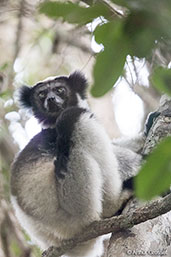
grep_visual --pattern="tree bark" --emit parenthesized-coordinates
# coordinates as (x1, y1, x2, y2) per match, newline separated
(107, 95, 171, 257)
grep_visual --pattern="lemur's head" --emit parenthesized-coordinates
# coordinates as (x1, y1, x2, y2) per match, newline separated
(18, 71, 88, 126)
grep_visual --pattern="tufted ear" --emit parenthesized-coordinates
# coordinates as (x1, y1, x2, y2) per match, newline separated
(68, 71, 88, 99)
(18, 85, 32, 109)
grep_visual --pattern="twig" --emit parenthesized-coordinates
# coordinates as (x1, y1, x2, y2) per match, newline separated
(1, 219, 11, 257)
(131, 56, 139, 86)
(8, 0, 25, 90)
(0, 200, 31, 257)
(81, 0, 125, 18)
(98, 0, 125, 18)
(13, 0, 25, 61)
(53, 30, 94, 54)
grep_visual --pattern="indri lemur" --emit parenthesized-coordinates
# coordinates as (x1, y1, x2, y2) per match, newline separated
(11, 72, 142, 257)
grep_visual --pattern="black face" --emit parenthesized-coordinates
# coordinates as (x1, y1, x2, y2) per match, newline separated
(36, 84, 67, 113)
(32, 80, 70, 125)
(19, 71, 87, 126)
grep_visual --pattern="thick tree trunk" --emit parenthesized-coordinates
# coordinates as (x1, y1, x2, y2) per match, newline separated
(107, 95, 171, 257)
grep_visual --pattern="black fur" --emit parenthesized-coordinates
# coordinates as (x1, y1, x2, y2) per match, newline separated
(114, 194, 134, 216)
(12, 106, 86, 181)
(145, 111, 160, 136)
(18, 71, 87, 126)
(32, 106, 59, 127)
(123, 177, 134, 191)
(114, 176, 135, 216)
(54, 107, 86, 179)
(122, 174, 170, 199)
(68, 71, 87, 99)
(11, 129, 56, 175)
(18, 85, 32, 109)
(16, 72, 88, 179)
(53, 71, 87, 99)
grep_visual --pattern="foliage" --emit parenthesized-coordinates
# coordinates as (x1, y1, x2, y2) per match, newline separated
(39, 1, 111, 24)
(39, 0, 171, 97)
(151, 67, 171, 96)
(39, 0, 171, 199)
(135, 137, 171, 200)
(92, 21, 127, 96)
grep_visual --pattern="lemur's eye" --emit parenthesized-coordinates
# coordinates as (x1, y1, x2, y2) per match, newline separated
(54, 87, 65, 94)
(39, 91, 46, 99)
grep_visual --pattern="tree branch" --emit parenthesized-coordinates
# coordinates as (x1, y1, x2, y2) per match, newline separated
(107, 95, 171, 256)
(0, 200, 31, 257)
(52, 29, 94, 54)
(143, 95, 171, 155)
(8, 0, 25, 91)
(42, 193, 171, 257)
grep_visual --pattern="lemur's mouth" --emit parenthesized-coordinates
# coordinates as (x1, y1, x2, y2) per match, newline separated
(44, 96, 64, 113)
(47, 101, 61, 113)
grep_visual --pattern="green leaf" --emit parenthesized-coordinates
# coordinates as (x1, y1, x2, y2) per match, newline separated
(151, 67, 171, 96)
(39, 1, 111, 25)
(135, 137, 171, 200)
(124, 11, 163, 58)
(94, 21, 117, 46)
(91, 21, 127, 97)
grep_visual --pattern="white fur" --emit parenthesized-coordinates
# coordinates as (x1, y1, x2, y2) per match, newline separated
(11, 96, 143, 257)
(76, 93, 90, 109)
(11, 195, 105, 257)
(74, 112, 122, 217)
(11, 109, 122, 257)
(11, 73, 144, 257)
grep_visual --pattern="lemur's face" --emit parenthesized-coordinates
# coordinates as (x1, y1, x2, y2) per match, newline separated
(34, 80, 68, 114)
(31, 78, 74, 125)
(19, 71, 87, 126)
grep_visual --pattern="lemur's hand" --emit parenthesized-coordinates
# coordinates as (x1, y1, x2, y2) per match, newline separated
(54, 107, 86, 179)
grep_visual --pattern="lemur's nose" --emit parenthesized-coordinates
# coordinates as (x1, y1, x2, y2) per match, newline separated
(48, 96, 55, 102)
(47, 91, 56, 101)
(44, 91, 64, 110)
